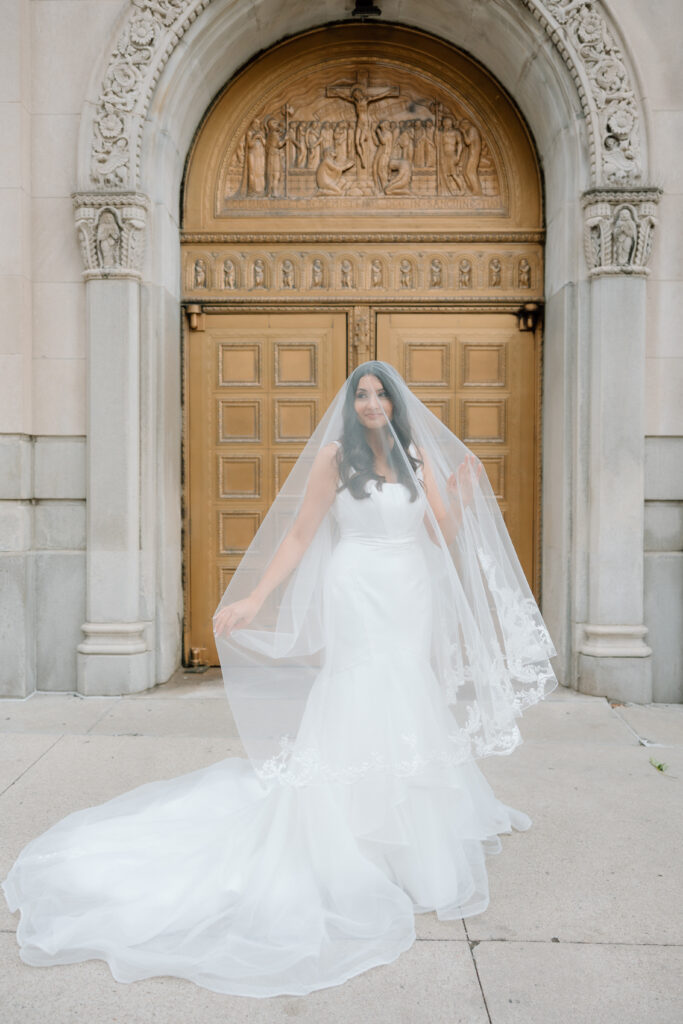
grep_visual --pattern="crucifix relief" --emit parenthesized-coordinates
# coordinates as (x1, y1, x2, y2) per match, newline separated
(326, 71, 399, 194)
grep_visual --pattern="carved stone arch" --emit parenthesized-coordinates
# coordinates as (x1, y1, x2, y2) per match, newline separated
(78, 0, 647, 194)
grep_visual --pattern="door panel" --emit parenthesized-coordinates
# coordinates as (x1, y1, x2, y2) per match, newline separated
(377, 312, 537, 588)
(186, 313, 347, 664)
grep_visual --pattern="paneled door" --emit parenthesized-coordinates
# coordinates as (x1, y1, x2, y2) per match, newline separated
(377, 312, 538, 589)
(185, 313, 347, 664)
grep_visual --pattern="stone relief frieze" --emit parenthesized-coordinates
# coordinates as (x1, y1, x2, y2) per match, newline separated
(73, 192, 149, 278)
(219, 67, 501, 211)
(582, 188, 661, 275)
(182, 247, 541, 296)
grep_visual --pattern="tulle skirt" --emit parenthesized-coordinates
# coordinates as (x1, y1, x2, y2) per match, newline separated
(3, 535, 532, 997)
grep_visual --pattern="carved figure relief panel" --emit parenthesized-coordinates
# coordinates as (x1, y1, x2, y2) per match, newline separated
(182, 245, 543, 300)
(219, 65, 502, 212)
(183, 27, 543, 233)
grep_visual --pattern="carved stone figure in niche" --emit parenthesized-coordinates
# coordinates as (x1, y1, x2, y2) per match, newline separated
(429, 258, 443, 288)
(96, 210, 121, 267)
(489, 258, 502, 288)
(459, 119, 482, 194)
(223, 259, 236, 289)
(439, 116, 466, 195)
(590, 224, 602, 268)
(399, 259, 414, 288)
(326, 72, 399, 191)
(311, 258, 324, 288)
(253, 259, 266, 288)
(458, 259, 472, 288)
(518, 258, 531, 289)
(340, 259, 354, 288)
(241, 119, 266, 196)
(281, 259, 295, 288)
(193, 258, 207, 289)
(613, 207, 637, 266)
(316, 149, 354, 195)
(370, 259, 384, 288)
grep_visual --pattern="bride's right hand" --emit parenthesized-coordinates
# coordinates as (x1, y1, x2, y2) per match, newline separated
(213, 595, 262, 637)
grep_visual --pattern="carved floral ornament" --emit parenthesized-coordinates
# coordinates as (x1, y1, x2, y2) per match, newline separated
(87, 0, 645, 192)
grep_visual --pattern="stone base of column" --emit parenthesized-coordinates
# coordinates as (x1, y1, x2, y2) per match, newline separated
(578, 624, 653, 703)
(77, 622, 154, 696)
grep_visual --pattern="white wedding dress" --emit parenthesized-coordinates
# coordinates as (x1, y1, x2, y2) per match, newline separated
(3, 460, 532, 998)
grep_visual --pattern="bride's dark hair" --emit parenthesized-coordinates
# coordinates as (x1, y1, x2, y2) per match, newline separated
(336, 361, 424, 501)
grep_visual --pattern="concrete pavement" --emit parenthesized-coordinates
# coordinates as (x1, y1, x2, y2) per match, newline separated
(1, 673, 682, 1023)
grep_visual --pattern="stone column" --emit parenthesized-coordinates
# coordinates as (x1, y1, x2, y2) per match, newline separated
(72, 193, 153, 695)
(578, 188, 661, 702)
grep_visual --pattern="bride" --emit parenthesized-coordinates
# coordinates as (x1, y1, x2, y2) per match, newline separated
(3, 361, 557, 998)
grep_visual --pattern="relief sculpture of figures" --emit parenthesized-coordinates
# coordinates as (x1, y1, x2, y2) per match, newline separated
(613, 208, 637, 266)
(429, 258, 443, 288)
(96, 210, 121, 268)
(240, 119, 266, 196)
(459, 120, 482, 194)
(370, 259, 384, 287)
(281, 260, 295, 288)
(316, 149, 354, 195)
(264, 118, 287, 198)
(340, 259, 354, 288)
(458, 258, 472, 288)
(489, 257, 502, 287)
(326, 71, 399, 193)
(399, 259, 413, 288)
(311, 258, 324, 288)
(223, 259, 236, 289)
(253, 259, 266, 288)
(439, 116, 466, 195)
(193, 258, 207, 289)
(518, 257, 531, 289)
(224, 66, 498, 206)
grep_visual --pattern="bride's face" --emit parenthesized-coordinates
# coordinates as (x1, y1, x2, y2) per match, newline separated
(354, 374, 393, 428)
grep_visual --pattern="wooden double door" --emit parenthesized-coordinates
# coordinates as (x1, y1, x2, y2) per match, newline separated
(185, 309, 538, 665)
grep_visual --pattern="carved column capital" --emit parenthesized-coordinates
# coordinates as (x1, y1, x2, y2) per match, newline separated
(73, 191, 150, 280)
(582, 187, 662, 276)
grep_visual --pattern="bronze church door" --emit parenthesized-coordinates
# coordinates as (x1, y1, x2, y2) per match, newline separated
(181, 25, 544, 665)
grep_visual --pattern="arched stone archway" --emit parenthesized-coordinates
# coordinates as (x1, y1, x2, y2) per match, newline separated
(72, 0, 661, 703)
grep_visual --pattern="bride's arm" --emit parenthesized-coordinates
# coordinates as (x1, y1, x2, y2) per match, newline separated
(418, 447, 481, 547)
(214, 442, 339, 636)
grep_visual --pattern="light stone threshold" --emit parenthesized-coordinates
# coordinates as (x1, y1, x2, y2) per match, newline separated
(1, 692, 682, 1022)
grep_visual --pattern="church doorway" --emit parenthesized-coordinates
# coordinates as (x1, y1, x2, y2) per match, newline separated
(181, 24, 544, 665)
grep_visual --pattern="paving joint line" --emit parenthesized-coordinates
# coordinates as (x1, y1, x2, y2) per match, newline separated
(463, 918, 492, 1023)
(0, 734, 65, 799)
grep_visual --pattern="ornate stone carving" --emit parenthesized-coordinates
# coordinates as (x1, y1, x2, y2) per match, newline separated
(524, 1, 643, 183)
(351, 306, 371, 365)
(219, 64, 502, 210)
(91, 1, 211, 188)
(182, 246, 542, 298)
(88, 2, 646, 193)
(582, 188, 661, 275)
(73, 192, 149, 278)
